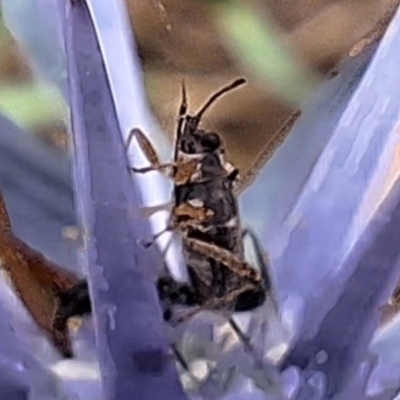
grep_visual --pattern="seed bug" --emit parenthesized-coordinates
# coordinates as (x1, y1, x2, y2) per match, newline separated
(0, 187, 90, 357)
(127, 78, 287, 324)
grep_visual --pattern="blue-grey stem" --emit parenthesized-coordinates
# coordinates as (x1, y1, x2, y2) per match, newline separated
(255, 6, 400, 400)
(282, 177, 400, 399)
(0, 113, 76, 268)
(241, 3, 400, 400)
(60, 0, 186, 399)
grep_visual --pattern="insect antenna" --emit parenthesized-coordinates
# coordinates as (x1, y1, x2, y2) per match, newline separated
(179, 80, 188, 118)
(194, 78, 246, 121)
(174, 81, 188, 161)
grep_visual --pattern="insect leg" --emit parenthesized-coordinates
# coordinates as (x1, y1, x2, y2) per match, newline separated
(228, 316, 257, 357)
(234, 111, 301, 195)
(185, 238, 268, 311)
(129, 164, 174, 175)
(126, 128, 162, 165)
(186, 231, 277, 357)
(172, 282, 256, 323)
(126, 128, 175, 176)
(169, 284, 271, 368)
(242, 228, 279, 313)
(172, 343, 203, 385)
(159, 233, 175, 259)
(172, 344, 191, 373)
(184, 238, 262, 284)
(141, 225, 175, 249)
(241, 229, 271, 290)
(227, 227, 272, 360)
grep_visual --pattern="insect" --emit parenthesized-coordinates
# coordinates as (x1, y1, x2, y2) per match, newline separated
(127, 78, 294, 324)
(0, 79, 298, 360)
(0, 187, 90, 357)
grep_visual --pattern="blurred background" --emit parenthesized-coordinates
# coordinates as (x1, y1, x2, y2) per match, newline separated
(1, 0, 398, 175)
(128, 0, 398, 175)
(0, 0, 399, 398)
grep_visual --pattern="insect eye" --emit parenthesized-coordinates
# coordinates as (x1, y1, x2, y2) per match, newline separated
(180, 137, 198, 154)
(199, 133, 220, 152)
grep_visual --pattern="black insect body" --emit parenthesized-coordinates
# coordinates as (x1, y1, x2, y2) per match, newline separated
(128, 78, 270, 324)
(20, 78, 297, 359)
(166, 160, 266, 317)
(0, 77, 300, 360)
(37, 79, 279, 358)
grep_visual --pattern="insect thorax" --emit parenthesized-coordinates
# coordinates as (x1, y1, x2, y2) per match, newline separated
(171, 121, 248, 307)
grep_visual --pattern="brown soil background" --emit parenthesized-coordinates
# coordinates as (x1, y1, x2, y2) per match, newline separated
(127, 0, 399, 175)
